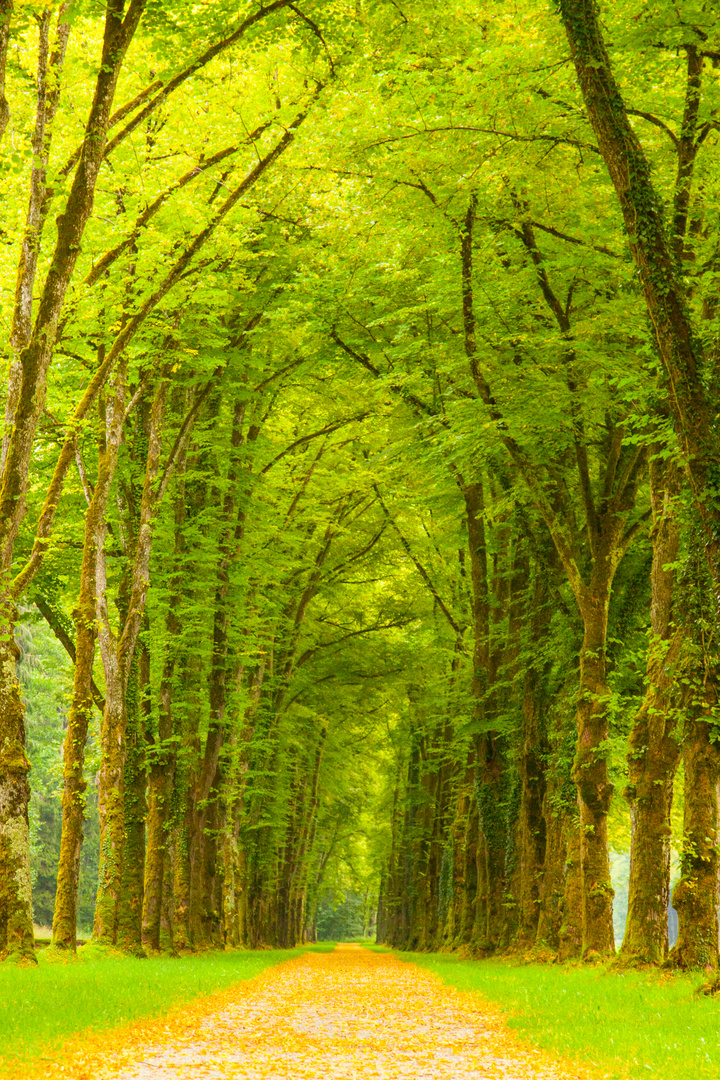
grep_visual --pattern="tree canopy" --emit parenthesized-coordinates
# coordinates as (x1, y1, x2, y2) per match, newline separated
(2, 0, 720, 971)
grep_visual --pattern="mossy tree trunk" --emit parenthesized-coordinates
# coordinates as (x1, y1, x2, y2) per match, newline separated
(459, 799, 479, 946)
(558, 814, 583, 961)
(221, 659, 264, 948)
(537, 683, 578, 955)
(115, 646, 150, 954)
(159, 842, 175, 953)
(52, 556, 100, 952)
(93, 649, 127, 943)
(187, 730, 223, 949)
(53, 359, 122, 951)
(421, 721, 454, 950)
(476, 733, 510, 951)
(0, 601, 35, 963)
(558, 0, 720, 590)
(516, 577, 550, 946)
(172, 793, 194, 952)
(573, 581, 615, 959)
(142, 463, 187, 954)
(447, 757, 474, 947)
(141, 665, 178, 953)
(535, 787, 567, 952)
(668, 713, 720, 969)
(92, 366, 132, 946)
(621, 456, 682, 964)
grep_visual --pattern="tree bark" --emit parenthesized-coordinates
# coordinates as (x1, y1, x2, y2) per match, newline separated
(115, 642, 150, 954)
(187, 730, 223, 949)
(0, 602, 34, 963)
(51, 538, 100, 950)
(142, 456, 187, 953)
(621, 456, 682, 964)
(475, 732, 509, 952)
(93, 642, 127, 943)
(53, 373, 124, 949)
(159, 842, 175, 953)
(573, 582, 615, 958)
(447, 758, 475, 948)
(172, 801, 193, 952)
(668, 714, 720, 969)
(535, 788, 567, 952)
(516, 579, 550, 946)
(558, 814, 583, 961)
(141, 660, 177, 953)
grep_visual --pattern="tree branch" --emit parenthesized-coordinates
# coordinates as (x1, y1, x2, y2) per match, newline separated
(33, 594, 105, 713)
(260, 412, 369, 475)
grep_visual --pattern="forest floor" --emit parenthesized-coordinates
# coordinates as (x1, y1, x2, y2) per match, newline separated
(20, 944, 601, 1080)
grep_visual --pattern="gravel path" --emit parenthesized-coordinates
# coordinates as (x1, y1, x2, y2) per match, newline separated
(77, 945, 591, 1080)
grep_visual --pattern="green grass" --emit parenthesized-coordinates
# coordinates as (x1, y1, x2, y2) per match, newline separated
(0, 943, 334, 1069)
(399, 952, 718, 1080)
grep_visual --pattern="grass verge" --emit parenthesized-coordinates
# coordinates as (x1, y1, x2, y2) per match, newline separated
(398, 951, 716, 1080)
(0, 942, 334, 1072)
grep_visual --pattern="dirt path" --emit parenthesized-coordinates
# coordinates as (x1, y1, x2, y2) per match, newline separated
(57, 945, 593, 1080)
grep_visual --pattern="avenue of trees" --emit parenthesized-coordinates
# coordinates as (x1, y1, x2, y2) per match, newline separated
(2, 0, 720, 972)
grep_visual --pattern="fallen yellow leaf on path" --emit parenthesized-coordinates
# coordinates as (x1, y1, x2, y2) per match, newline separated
(12, 946, 607, 1080)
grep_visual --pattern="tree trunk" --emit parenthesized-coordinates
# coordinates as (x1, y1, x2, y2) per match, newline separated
(115, 649, 149, 954)
(187, 724, 223, 949)
(516, 673, 548, 946)
(516, 571, 550, 946)
(558, 1, 720, 590)
(93, 659, 127, 943)
(574, 584, 615, 958)
(141, 685, 176, 953)
(458, 799, 479, 948)
(115, 724, 147, 953)
(53, 389, 122, 950)
(476, 734, 509, 951)
(143, 446, 187, 953)
(558, 814, 583, 961)
(447, 765, 471, 947)
(0, 601, 35, 963)
(535, 788, 567, 952)
(141, 628, 180, 952)
(91, 374, 131, 945)
(159, 842, 175, 953)
(621, 457, 681, 964)
(668, 713, 720, 969)
(52, 598, 97, 950)
(172, 809, 193, 952)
